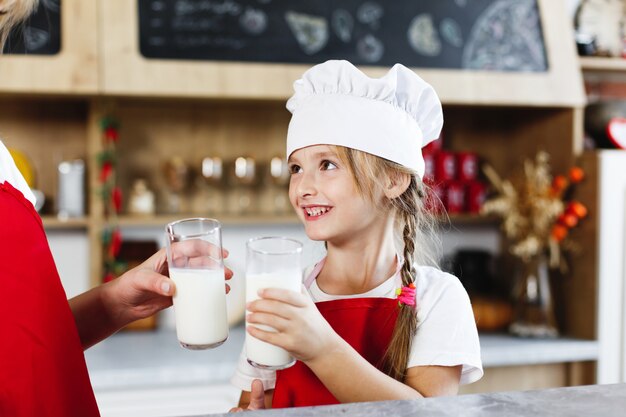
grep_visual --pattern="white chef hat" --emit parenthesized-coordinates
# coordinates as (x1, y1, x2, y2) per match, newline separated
(286, 60, 443, 178)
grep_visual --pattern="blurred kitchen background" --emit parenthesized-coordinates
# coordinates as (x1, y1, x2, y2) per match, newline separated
(2, 0, 626, 415)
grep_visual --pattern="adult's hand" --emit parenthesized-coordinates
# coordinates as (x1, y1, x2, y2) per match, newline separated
(103, 244, 233, 326)
(230, 380, 266, 412)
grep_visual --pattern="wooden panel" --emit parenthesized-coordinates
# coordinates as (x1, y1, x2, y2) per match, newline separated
(0, 97, 88, 207)
(99, 0, 584, 106)
(552, 152, 599, 340)
(112, 99, 289, 215)
(444, 106, 578, 178)
(460, 362, 595, 395)
(0, 0, 98, 94)
(87, 100, 107, 287)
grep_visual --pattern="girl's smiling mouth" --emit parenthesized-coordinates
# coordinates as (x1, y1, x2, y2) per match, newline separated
(302, 205, 333, 219)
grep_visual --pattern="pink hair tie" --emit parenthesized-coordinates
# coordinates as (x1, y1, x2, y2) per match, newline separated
(396, 283, 416, 307)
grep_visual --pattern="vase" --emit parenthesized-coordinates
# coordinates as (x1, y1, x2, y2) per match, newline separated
(509, 254, 559, 338)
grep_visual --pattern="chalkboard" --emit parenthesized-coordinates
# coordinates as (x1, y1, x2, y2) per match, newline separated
(139, 0, 548, 72)
(3, 0, 61, 55)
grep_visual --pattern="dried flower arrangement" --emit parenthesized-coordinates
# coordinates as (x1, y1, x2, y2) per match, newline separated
(481, 151, 587, 271)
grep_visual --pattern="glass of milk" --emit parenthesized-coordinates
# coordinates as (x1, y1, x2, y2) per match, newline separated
(165, 218, 228, 350)
(245, 236, 302, 370)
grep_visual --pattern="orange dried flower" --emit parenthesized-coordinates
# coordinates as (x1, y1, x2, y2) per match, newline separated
(551, 224, 568, 242)
(567, 201, 588, 219)
(552, 175, 568, 192)
(559, 213, 578, 228)
(569, 167, 585, 183)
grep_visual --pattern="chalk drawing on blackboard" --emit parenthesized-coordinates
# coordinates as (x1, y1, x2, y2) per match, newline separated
(408, 14, 442, 57)
(440, 18, 463, 48)
(332, 9, 354, 43)
(42, 0, 60, 12)
(151, 18, 165, 29)
(240, 7, 268, 35)
(23, 27, 50, 51)
(455, 0, 468, 7)
(357, 2, 384, 30)
(357, 34, 384, 63)
(285, 11, 329, 55)
(152, 1, 166, 12)
(174, 0, 241, 16)
(172, 16, 221, 31)
(149, 37, 166, 46)
(462, 0, 547, 71)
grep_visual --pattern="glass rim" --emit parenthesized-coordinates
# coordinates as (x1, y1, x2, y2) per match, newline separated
(246, 236, 303, 255)
(165, 217, 222, 239)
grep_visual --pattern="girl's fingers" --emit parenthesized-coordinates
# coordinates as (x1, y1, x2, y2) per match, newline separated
(257, 288, 307, 307)
(225, 283, 231, 294)
(247, 298, 298, 321)
(246, 325, 285, 348)
(246, 312, 289, 332)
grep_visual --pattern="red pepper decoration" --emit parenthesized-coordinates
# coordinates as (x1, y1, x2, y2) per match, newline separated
(108, 228, 123, 259)
(100, 161, 113, 183)
(112, 186, 123, 213)
(104, 126, 119, 143)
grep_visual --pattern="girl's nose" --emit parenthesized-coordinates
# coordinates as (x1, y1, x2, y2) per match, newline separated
(297, 171, 317, 198)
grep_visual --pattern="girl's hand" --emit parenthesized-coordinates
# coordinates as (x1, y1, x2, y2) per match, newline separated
(103, 246, 233, 326)
(246, 286, 341, 363)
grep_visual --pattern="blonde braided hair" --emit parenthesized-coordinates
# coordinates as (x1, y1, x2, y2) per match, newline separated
(333, 146, 441, 382)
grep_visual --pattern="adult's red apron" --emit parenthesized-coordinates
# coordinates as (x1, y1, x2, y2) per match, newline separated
(0, 181, 100, 417)
(272, 260, 401, 408)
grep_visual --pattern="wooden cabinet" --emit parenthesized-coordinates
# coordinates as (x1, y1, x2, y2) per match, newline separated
(0, 0, 98, 94)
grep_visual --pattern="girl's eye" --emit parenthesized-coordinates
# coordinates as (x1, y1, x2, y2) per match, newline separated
(289, 164, 302, 174)
(321, 160, 337, 170)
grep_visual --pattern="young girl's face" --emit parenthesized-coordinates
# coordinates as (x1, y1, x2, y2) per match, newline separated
(288, 145, 386, 245)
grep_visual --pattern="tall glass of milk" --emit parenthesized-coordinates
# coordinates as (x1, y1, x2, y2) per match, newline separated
(165, 218, 228, 350)
(245, 237, 302, 370)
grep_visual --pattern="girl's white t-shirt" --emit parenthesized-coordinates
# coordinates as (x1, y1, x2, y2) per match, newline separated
(231, 262, 484, 391)
(0, 140, 36, 206)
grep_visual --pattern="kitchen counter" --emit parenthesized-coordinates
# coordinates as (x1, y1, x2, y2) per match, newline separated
(197, 384, 626, 417)
(85, 326, 599, 391)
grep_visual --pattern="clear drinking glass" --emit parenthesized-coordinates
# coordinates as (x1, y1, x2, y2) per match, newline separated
(165, 218, 228, 350)
(245, 237, 303, 370)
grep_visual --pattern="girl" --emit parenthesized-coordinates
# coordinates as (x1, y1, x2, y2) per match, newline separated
(231, 60, 483, 409)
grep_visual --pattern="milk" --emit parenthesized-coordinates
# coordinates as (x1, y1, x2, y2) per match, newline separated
(245, 270, 301, 369)
(170, 268, 228, 349)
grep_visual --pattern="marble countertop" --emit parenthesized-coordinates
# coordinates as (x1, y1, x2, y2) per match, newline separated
(85, 326, 599, 392)
(196, 384, 626, 417)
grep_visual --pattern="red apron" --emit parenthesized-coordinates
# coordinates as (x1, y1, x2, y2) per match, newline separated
(0, 181, 100, 417)
(272, 260, 400, 408)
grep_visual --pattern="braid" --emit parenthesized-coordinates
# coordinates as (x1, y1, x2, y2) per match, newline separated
(332, 146, 441, 382)
(381, 176, 420, 381)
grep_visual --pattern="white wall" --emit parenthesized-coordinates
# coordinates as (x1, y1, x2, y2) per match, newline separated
(47, 230, 90, 299)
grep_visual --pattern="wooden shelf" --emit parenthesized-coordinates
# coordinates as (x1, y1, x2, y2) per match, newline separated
(579, 57, 626, 72)
(112, 213, 497, 228)
(116, 214, 301, 228)
(446, 214, 500, 225)
(41, 216, 89, 229)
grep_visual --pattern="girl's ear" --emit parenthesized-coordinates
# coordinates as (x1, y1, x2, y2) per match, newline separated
(384, 172, 411, 199)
